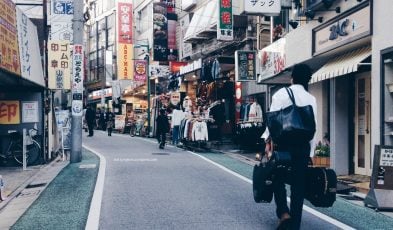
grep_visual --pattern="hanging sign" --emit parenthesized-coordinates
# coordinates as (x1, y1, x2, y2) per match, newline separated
(134, 60, 147, 82)
(235, 51, 256, 81)
(217, 0, 233, 41)
(72, 44, 84, 116)
(48, 41, 71, 89)
(365, 145, 393, 209)
(242, 0, 281, 16)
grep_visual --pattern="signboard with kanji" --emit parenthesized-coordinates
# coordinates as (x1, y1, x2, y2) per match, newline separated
(217, 0, 233, 41)
(0, 0, 21, 75)
(235, 50, 256, 81)
(72, 44, 84, 116)
(117, 2, 132, 44)
(0, 101, 20, 124)
(242, 0, 281, 16)
(48, 41, 71, 89)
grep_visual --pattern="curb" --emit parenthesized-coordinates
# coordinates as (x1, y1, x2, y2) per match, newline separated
(0, 155, 66, 212)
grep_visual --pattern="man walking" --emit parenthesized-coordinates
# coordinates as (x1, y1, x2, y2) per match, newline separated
(106, 108, 115, 136)
(85, 105, 96, 137)
(156, 108, 169, 149)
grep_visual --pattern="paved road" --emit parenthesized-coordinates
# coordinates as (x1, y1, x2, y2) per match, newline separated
(83, 132, 342, 230)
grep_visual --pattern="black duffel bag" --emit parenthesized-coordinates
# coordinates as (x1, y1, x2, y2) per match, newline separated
(266, 87, 316, 145)
(252, 156, 274, 203)
(305, 167, 337, 207)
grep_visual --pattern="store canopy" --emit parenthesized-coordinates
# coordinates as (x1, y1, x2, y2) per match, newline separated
(184, 0, 217, 42)
(310, 46, 371, 84)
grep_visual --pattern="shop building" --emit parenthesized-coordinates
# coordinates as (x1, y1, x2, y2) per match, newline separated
(257, 0, 389, 176)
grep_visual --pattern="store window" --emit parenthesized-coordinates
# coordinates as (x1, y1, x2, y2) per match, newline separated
(381, 48, 393, 145)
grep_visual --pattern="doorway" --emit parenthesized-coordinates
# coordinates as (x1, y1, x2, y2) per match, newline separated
(354, 73, 371, 175)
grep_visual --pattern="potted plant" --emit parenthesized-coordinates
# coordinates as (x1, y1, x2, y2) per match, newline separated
(313, 141, 330, 167)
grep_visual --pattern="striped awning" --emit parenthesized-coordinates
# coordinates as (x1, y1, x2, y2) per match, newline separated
(310, 46, 371, 84)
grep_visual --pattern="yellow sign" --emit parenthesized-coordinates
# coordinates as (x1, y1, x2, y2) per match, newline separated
(0, 0, 21, 75)
(0, 101, 20, 124)
(117, 43, 134, 80)
(48, 41, 71, 89)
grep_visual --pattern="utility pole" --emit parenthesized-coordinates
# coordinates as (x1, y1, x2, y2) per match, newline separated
(70, 0, 84, 163)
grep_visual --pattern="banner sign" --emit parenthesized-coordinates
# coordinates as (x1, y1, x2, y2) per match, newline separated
(118, 2, 132, 44)
(179, 15, 192, 59)
(117, 43, 134, 80)
(235, 51, 256, 81)
(48, 41, 71, 89)
(170, 92, 180, 105)
(0, 0, 20, 75)
(243, 0, 281, 16)
(170, 61, 187, 73)
(90, 88, 113, 100)
(0, 100, 20, 124)
(217, 0, 233, 41)
(134, 60, 147, 82)
(50, 0, 74, 43)
(71, 44, 84, 116)
(257, 38, 286, 83)
(16, 8, 45, 86)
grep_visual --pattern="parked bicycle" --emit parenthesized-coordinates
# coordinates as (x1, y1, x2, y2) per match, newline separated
(0, 129, 41, 166)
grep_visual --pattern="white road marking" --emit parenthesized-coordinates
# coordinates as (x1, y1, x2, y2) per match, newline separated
(185, 150, 355, 230)
(83, 145, 106, 230)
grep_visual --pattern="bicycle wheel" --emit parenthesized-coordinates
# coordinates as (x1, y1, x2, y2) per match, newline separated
(13, 141, 40, 166)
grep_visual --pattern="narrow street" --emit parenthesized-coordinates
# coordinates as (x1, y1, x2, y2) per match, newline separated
(83, 132, 341, 230)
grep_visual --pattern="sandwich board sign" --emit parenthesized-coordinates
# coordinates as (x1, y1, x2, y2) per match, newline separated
(364, 145, 393, 210)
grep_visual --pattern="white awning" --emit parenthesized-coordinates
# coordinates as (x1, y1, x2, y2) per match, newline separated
(310, 46, 371, 84)
(184, 0, 217, 42)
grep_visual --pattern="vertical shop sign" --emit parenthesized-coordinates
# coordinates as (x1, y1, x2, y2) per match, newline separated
(48, 41, 71, 89)
(16, 8, 45, 86)
(179, 15, 192, 59)
(166, 0, 178, 61)
(134, 60, 147, 82)
(0, 0, 20, 75)
(117, 1, 134, 80)
(71, 44, 83, 116)
(50, 0, 74, 43)
(153, 2, 168, 61)
(0, 101, 20, 124)
(243, 0, 281, 15)
(217, 0, 233, 41)
(235, 51, 256, 81)
(235, 82, 242, 122)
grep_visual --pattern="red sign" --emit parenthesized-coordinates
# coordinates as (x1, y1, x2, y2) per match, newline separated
(170, 61, 187, 73)
(118, 2, 133, 44)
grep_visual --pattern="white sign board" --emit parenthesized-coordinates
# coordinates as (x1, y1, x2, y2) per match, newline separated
(243, 0, 281, 16)
(380, 148, 393, 167)
(22, 101, 39, 123)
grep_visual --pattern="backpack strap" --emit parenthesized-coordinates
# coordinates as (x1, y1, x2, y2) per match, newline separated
(285, 87, 297, 106)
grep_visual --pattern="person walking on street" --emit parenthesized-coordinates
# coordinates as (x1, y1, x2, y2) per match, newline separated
(85, 105, 96, 137)
(156, 108, 169, 149)
(171, 105, 185, 145)
(263, 64, 317, 230)
(106, 109, 115, 136)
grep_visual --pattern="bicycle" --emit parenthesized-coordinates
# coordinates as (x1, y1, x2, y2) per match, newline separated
(0, 129, 41, 166)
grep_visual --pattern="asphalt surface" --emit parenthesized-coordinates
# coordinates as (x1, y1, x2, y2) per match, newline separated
(82, 132, 339, 230)
(9, 131, 393, 229)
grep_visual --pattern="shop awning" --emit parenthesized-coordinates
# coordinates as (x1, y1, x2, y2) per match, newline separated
(184, 0, 217, 42)
(310, 46, 371, 84)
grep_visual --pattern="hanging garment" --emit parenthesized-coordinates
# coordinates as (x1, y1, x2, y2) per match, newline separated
(192, 121, 209, 141)
(248, 102, 263, 122)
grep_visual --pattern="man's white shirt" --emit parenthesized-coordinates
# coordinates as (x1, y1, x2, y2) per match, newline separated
(262, 84, 317, 157)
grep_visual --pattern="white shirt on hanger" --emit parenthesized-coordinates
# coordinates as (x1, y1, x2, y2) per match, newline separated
(262, 84, 317, 156)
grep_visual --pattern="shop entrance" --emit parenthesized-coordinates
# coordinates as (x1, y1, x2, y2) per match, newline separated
(354, 73, 371, 175)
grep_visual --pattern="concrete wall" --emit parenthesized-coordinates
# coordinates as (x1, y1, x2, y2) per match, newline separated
(371, 0, 393, 148)
(309, 81, 329, 147)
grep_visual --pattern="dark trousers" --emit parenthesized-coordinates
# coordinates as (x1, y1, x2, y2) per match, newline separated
(273, 143, 310, 230)
(107, 128, 112, 136)
(88, 122, 94, 136)
(157, 132, 166, 146)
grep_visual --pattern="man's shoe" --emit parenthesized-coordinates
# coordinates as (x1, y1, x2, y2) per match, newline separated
(277, 213, 291, 230)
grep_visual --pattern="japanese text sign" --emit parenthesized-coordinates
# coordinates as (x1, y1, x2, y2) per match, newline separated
(217, 0, 233, 41)
(72, 44, 84, 91)
(243, 0, 281, 16)
(117, 2, 133, 44)
(51, 0, 74, 43)
(235, 50, 256, 81)
(0, 0, 21, 75)
(134, 60, 147, 82)
(0, 101, 20, 124)
(48, 41, 71, 89)
(117, 43, 134, 80)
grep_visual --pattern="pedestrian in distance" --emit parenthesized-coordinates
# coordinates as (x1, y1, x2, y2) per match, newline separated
(156, 108, 169, 149)
(263, 63, 317, 230)
(106, 108, 115, 136)
(85, 105, 96, 137)
(171, 104, 185, 145)
(99, 109, 106, 131)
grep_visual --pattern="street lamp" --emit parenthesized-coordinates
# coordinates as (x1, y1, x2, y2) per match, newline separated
(133, 42, 151, 137)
